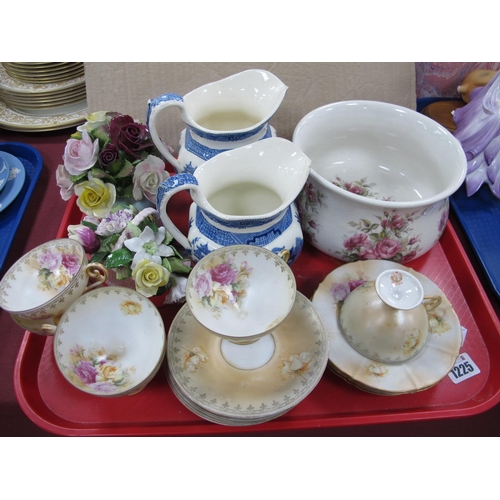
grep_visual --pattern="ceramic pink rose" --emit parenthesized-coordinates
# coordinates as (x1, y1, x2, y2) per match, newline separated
(56, 164, 75, 201)
(132, 155, 169, 202)
(63, 129, 99, 176)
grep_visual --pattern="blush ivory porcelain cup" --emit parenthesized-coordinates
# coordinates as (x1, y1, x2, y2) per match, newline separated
(0, 239, 107, 335)
(292, 100, 468, 263)
(339, 269, 442, 364)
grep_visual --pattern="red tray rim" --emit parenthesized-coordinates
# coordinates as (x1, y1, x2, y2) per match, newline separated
(13, 200, 500, 436)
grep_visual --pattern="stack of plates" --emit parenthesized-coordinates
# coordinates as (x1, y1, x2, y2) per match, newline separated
(311, 260, 462, 395)
(166, 292, 329, 426)
(0, 62, 87, 132)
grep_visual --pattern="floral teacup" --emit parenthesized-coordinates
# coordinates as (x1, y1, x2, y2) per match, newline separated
(185, 244, 296, 344)
(339, 268, 442, 364)
(52, 286, 166, 397)
(0, 239, 107, 335)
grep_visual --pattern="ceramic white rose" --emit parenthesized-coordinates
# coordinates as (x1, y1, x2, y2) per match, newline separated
(293, 100, 467, 263)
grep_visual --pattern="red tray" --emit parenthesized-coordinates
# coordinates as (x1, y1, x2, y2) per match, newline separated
(13, 198, 500, 436)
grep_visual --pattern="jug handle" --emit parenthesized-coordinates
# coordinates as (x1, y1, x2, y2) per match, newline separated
(147, 93, 186, 172)
(156, 174, 200, 252)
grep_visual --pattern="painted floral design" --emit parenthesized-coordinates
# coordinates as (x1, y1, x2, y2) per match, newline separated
(390, 271, 403, 285)
(120, 300, 142, 315)
(428, 310, 452, 335)
(402, 330, 422, 356)
(297, 182, 326, 243)
(366, 363, 389, 378)
(281, 352, 314, 379)
(193, 256, 252, 318)
(183, 346, 208, 372)
(34, 248, 81, 292)
(332, 176, 394, 201)
(329, 273, 368, 303)
(337, 210, 422, 262)
(67, 344, 136, 394)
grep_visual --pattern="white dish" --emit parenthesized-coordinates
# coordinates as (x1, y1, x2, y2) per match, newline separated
(311, 260, 462, 395)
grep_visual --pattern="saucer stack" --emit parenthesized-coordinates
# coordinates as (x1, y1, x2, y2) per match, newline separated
(0, 62, 88, 132)
(165, 292, 329, 426)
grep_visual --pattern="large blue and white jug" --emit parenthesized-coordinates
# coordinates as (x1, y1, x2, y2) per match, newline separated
(147, 69, 288, 174)
(156, 138, 311, 264)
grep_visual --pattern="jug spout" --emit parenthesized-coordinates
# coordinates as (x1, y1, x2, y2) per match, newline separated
(147, 69, 288, 174)
(156, 138, 311, 264)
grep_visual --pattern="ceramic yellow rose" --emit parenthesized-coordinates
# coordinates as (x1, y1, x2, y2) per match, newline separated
(132, 259, 170, 297)
(74, 175, 116, 217)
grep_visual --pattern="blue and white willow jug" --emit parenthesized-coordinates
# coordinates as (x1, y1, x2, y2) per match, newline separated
(147, 69, 288, 174)
(156, 138, 311, 264)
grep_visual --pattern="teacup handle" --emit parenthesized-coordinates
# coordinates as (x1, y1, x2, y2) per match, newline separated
(40, 264, 107, 336)
(423, 294, 442, 311)
(147, 93, 187, 172)
(156, 174, 200, 251)
(84, 263, 108, 292)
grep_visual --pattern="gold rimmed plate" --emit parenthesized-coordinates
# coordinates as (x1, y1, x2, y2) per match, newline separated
(166, 291, 329, 425)
(311, 260, 462, 395)
(0, 65, 84, 94)
(0, 98, 87, 132)
(5, 92, 87, 110)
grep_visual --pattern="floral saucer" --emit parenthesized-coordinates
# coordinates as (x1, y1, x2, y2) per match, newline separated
(54, 287, 166, 397)
(311, 260, 462, 395)
(166, 291, 328, 425)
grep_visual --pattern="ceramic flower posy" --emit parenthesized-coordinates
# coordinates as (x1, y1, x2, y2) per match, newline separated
(56, 111, 170, 217)
(68, 205, 192, 301)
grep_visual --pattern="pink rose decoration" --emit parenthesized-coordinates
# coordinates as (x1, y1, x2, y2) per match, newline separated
(56, 164, 75, 201)
(75, 361, 97, 385)
(344, 233, 370, 251)
(132, 155, 169, 202)
(374, 238, 402, 259)
(330, 282, 350, 302)
(61, 253, 81, 275)
(38, 251, 62, 271)
(358, 246, 379, 260)
(63, 129, 99, 176)
(211, 262, 238, 286)
(195, 271, 213, 298)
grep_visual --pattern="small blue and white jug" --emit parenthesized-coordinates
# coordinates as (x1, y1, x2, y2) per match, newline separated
(147, 69, 288, 174)
(156, 138, 311, 264)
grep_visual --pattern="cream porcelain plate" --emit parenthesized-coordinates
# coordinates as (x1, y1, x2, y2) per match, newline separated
(166, 291, 328, 423)
(311, 260, 462, 395)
